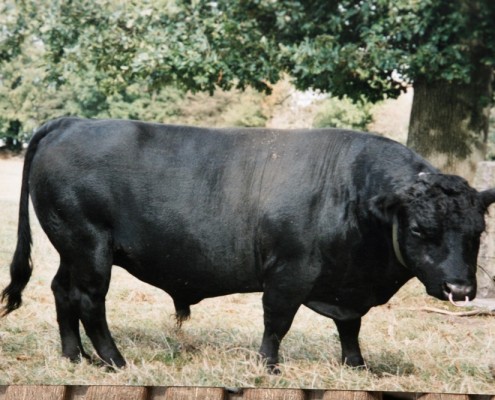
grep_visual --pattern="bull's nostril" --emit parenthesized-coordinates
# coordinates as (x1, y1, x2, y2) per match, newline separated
(444, 282, 475, 301)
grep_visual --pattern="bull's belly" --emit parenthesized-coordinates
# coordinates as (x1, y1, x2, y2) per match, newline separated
(306, 281, 380, 319)
(304, 300, 364, 320)
(113, 244, 263, 304)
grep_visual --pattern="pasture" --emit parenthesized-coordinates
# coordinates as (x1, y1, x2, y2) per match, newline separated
(0, 157, 494, 393)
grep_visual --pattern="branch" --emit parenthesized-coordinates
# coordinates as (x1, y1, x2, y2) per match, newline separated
(402, 307, 495, 317)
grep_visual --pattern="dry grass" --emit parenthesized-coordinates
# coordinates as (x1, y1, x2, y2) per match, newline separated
(1, 158, 495, 392)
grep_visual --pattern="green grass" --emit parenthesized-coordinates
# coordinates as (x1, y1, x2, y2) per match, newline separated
(1, 158, 495, 392)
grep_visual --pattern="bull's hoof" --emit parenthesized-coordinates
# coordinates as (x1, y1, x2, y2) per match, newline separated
(267, 363, 281, 375)
(104, 363, 126, 372)
(67, 355, 84, 364)
(106, 356, 127, 369)
(64, 349, 91, 364)
(258, 352, 281, 375)
(343, 355, 366, 369)
(92, 357, 127, 371)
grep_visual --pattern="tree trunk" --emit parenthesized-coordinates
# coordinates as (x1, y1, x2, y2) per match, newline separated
(407, 64, 493, 182)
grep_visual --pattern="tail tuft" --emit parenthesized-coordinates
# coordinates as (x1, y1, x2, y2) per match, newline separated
(2, 283, 25, 316)
(1, 224, 32, 316)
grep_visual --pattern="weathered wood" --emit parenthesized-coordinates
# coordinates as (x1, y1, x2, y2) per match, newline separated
(322, 391, 382, 400)
(152, 386, 226, 400)
(242, 389, 306, 400)
(1, 386, 492, 400)
(82, 385, 148, 400)
(418, 394, 470, 400)
(4, 385, 67, 400)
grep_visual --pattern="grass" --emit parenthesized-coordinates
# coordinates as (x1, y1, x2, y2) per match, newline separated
(1, 158, 495, 392)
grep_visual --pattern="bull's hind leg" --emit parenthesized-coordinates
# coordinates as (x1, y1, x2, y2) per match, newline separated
(51, 260, 90, 362)
(68, 233, 126, 368)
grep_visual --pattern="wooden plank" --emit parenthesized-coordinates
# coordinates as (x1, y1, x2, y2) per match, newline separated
(4, 385, 67, 400)
(418, 395, 470, 400)
(322, 391, 382, 400)
(151, 387, 226, 400)
(83, 386, 148, 400)
(242, 389, 306, 400)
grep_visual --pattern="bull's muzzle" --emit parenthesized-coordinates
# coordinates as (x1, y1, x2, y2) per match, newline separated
(443, 282, 476, 302)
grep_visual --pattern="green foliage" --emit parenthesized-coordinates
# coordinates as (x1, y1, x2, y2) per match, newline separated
(0, 42, 49, 150)
(1, 0, 494, 148)
(174, 88, 268, 128)
(313, 97, 373, 131)
(27, 0, 493, 102)
(205, 0, 495, 102)
(26, 0, 281, 95)
(6, 1, 495, 91)
(0, 0, 272, 148)
(0, 1, 27, 64)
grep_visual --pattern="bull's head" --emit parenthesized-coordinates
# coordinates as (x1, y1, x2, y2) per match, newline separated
(371, 173, 495, 302)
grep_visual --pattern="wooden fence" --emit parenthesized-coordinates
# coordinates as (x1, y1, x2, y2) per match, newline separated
(0, 387, 493, 400)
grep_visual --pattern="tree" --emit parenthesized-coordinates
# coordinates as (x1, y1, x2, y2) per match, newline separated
(0, 0, 271, 147)
(173, 0, 493, 180)
(3, 1, 494, 179)
(0, 1, 182, 149)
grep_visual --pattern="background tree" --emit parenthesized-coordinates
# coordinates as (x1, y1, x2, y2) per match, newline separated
(2, 0, 494, 181)
(164, 0, 493, 180)
(0, 0, 273, 149)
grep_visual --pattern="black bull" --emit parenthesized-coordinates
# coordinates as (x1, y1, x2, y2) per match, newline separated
(3, 117, 495, 370)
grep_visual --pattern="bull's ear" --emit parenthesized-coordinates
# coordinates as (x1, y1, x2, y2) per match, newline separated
(481, 188, 495, 209)
(368, 193, 402, 224)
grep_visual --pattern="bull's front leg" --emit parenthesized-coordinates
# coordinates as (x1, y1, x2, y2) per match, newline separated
(259, 257, 314, 373)
(334, 318, 365, 368)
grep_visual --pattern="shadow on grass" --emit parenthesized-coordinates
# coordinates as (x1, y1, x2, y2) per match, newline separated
(111, 324, 262, 368)
(366, 350, 416, 377)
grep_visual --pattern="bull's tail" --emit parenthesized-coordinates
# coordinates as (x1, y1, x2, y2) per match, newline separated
(1, 121, 54, 316)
